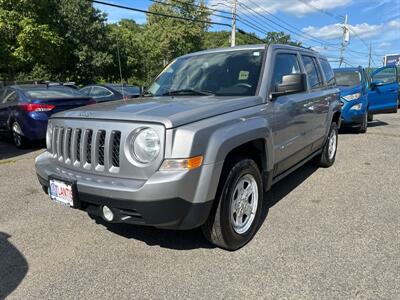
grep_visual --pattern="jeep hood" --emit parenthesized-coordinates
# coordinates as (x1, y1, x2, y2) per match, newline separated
(52, 96, 263, 128)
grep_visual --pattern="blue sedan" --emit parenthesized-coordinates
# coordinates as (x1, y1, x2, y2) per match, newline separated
(0, 84, 95, 148)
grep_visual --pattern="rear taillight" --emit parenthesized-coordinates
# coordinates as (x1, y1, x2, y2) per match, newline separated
(19, 103, 55, 112)
(87, 100, 97, 105)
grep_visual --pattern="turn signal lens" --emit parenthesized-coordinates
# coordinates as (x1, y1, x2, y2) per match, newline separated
(160, 156, 203, 171)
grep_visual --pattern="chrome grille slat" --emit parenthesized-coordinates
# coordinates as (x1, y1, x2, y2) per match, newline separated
(57, 127, 64, 160)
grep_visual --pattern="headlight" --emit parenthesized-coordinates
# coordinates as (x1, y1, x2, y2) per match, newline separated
(342, 93, 361, 101)
(46, 122, 53, 151)
(129, 128, 160, 163)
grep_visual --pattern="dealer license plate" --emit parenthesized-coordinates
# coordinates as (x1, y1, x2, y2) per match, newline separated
(49, 179, 74, 207)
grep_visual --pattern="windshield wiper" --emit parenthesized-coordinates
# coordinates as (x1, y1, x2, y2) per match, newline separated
(162, 89, 214, 96)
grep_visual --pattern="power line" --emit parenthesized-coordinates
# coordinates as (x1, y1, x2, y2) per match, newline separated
(242, 0, 339, 47)
(90, 0, 231, 27)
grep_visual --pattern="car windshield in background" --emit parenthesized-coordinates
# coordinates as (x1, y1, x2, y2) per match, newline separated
(147, 49, 264, 97)
(334, 71, 361, 86)
(112, 85, 140, 95)
(24, 87, 85, 99)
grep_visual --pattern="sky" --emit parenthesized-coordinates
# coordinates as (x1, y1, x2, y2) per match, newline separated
(94, 0, 400, 68)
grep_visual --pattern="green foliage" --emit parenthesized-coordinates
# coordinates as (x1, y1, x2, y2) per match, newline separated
(0, 0, 301, 85)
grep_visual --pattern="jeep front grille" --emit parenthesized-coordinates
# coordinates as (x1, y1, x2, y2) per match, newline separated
(51, 126, 122, 172)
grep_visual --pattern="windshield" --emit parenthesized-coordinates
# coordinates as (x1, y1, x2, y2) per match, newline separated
(24, 86, 85, 99)
(334, 71, 361, 86)
(111, 85, 140, 95)
(147, 49, 264, 97)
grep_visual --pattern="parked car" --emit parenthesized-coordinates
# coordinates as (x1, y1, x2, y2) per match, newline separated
(333, 66, 370, 133)
(334, 65, 399, 133)
(35, 44, 341, 250)
(80, 84, 141, 102)
(0, 84, 95, 148)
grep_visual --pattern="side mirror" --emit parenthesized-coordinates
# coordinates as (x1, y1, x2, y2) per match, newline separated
(271, 73, 307, 98)
(370, 79, 384, 90)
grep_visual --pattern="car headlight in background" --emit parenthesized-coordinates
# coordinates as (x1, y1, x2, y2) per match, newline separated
(46, 122, 53, 151)
(342, 93, 361, 101)
(350, 103, 363, 111)
(129, 127, 160, 163)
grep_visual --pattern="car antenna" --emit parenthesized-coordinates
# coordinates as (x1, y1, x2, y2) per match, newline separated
(115, 34, 126, 102)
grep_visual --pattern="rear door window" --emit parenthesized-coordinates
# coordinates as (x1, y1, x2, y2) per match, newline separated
(271, 53, 301, 90)
(319, 59, 336, 86)
(90, 86, 113, 98)
(302, 55, 323, 89)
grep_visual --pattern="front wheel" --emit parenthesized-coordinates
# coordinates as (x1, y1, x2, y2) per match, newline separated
(316, 122, 338, 168)
(202, 157, 263, 250)
(357, 112, 368, 134)
(367, 112, 373, 122)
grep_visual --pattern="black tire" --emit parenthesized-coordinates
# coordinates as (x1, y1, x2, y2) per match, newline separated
(367, 112, 373, 122)
(357, 112, 368, 134)
(11, 122, 28, 149)
(316, 122, 338, 168)
(201, 157, 263, 250)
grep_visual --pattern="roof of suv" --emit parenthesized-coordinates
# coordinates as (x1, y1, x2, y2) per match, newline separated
(181, 43, 325, 60)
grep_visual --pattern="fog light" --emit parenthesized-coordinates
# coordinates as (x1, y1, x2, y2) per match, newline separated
(350, 103, 362, 111)
(102, 206, 114, 221)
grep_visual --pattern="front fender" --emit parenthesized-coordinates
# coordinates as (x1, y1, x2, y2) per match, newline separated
(166, 107, 273, 202)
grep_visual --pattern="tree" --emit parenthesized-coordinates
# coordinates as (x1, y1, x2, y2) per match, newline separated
(142, 0, 211, 83)
(263, 31, 301, 46)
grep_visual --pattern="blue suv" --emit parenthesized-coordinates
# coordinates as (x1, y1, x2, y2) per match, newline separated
(334, 66, 398, 133)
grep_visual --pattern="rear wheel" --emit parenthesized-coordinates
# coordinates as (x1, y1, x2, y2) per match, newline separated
(11, 122, 28, 149)
(202, 157, 263, 250)
(316, 122, 338, 168)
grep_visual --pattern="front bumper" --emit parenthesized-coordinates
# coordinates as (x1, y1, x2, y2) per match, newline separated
(35, 152, 222, 229)
(340, 98, 367, 126)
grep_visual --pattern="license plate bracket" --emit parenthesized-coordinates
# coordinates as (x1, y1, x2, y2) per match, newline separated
(48, 177, 78, 208)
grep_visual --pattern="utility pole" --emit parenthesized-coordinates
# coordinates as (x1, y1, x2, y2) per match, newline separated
(368, 43, 372, 70)
(230, 0, 237, 47)
(339, 14, 349, 67)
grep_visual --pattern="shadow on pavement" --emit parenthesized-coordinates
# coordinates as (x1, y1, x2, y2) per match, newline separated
(366, 120, 389, 128)
(94, 163, 318, 250)
(95, 219, 215, 250)
(0, 136, 44, 160)
(0, 232, 28, 299)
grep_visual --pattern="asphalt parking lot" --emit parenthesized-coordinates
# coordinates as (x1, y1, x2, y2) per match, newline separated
(1, 113, 399, 299)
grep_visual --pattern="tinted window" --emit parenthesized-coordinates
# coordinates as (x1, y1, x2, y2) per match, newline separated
(2, 91, 18, 104)
(80, 87, 92, 95)
(112, 85, 140, 95)
(271, 53, 301, 89)
(24, 86, 84, 99)
(302, 56, 323, 89)
(148, 49, 264, 97)
(90, 86, 113, 97)
(319, 59, 335, 86)
(334, 71, 361, 86)
(372, 67, 397, 84)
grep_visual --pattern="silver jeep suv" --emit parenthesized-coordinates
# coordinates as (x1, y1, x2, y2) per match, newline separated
(35, 44, 341, 250)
